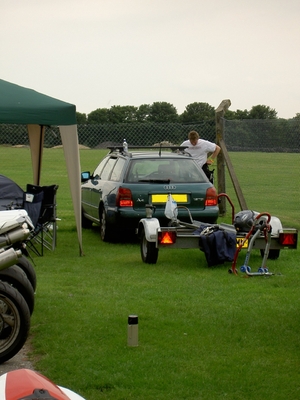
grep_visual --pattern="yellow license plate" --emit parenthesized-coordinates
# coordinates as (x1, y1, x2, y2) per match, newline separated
(151, 194, 188, 203)
(236, 238, 248, 248)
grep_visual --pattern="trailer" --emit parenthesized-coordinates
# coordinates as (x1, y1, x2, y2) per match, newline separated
(137, 194, 298, 269)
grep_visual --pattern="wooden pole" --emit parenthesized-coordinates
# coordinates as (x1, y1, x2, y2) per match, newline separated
(219, 139, 248, 211)
(215, 100, 231, 215)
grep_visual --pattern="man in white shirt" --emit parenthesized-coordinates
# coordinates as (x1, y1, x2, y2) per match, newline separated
(181, 130, 220, 183)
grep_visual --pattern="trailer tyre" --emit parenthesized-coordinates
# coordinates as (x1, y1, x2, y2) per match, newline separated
(260, 249, 280, 260)
(140, 228, 158, 264)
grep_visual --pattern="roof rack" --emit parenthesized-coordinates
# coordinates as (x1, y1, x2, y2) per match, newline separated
(107, 145, 189, 155)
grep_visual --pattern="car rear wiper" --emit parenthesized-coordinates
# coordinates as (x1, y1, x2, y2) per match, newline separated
(139, 179, 170, 183)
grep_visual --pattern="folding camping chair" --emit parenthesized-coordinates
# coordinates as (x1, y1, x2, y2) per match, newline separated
(24, 184, 59, 256)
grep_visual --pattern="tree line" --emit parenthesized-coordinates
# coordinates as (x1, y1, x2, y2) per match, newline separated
(76, 101, 299, 125)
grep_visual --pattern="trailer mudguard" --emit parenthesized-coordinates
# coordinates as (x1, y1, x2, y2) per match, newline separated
(269, 216, 283, 236)
(138, 218, 160, 242)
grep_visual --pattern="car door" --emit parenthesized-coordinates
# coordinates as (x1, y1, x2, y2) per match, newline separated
(89, 157, 117, 219)
(82, 157, 109, 217)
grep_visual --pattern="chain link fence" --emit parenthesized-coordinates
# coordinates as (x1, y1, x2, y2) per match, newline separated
(224, 118, 300, 152)
(0, 119, 299, 152)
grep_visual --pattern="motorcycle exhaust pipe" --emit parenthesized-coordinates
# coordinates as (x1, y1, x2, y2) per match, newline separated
(0, 227, 31, 249)
(0, 248, 22, 271)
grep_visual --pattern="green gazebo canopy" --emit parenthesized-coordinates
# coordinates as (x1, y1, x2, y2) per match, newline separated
(0, 79, 76, 125)
(0, 79, 82, 255)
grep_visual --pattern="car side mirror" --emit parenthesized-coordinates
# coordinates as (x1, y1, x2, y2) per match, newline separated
(81, 171, 91, 182)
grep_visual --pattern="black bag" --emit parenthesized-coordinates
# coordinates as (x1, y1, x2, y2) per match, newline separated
(198, 226, 236, 267)
(202, 163, 214, 184)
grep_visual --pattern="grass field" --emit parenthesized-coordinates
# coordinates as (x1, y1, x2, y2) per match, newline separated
(1, 147, 299, 399)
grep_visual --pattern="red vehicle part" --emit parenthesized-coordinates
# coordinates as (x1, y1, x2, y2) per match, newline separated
(205, 187, 218, 207)
(0, 368, 85, 400)
(217, 193, 235, 223)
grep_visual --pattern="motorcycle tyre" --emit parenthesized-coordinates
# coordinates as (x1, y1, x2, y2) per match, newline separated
(16, 255, 37, 292)
(0, 281, 31, 364)
(0, 265, 35, 315)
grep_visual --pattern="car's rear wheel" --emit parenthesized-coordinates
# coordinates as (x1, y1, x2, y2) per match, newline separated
(140, 228, 158, 264)
(100, 207, 113, 242)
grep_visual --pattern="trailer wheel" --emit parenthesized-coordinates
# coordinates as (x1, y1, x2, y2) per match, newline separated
(260, 249, 280, 260)
(140, 228, 158, 264)
(0, 281, 31, 364)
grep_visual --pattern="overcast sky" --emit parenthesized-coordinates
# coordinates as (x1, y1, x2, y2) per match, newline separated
(2, 0, 300, 118)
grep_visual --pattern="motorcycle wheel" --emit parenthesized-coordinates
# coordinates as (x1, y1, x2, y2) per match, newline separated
(0, 265, 35, 315)
(16, 255, 37, 292)
(0, 281, 31, 364)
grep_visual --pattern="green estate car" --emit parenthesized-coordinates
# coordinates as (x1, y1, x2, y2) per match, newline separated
(81, 146, 219, 241)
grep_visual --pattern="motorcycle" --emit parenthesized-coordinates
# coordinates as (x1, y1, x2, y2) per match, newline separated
(0, 368, 86, 399)
(0, 210, 35, 364)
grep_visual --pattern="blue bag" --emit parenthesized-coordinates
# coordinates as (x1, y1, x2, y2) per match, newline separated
(198, 227, 236, 267)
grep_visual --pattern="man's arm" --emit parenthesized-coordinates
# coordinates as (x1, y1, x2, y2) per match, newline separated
(207, 145, 220, 165)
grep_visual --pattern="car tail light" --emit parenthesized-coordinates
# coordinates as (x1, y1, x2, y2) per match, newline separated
(158, 231, 177, 244)
(279, 231, 298, 248)
(116, 187, 133, 207)
(205, 187, 218, 206)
